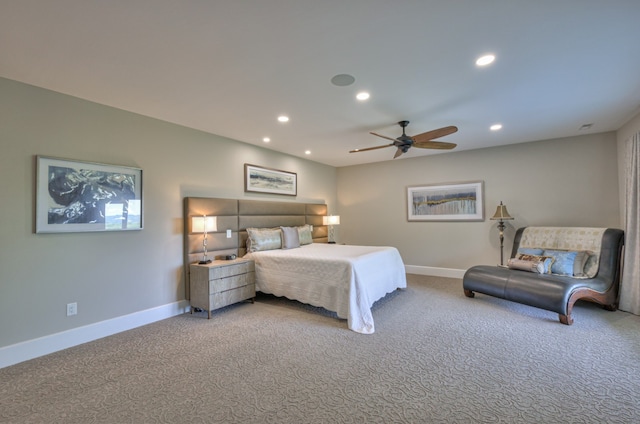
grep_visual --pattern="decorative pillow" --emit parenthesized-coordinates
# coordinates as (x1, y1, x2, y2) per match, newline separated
(280, 226, 300, 249)
(573, 251, 590, 277)
(516, 254, 554, 274)
(507, 258, 544, 274)
(246, 227, 282, 252)
(297, 224, 313, 245)
(543, 250, 579, 276)
(517, 247, 544, 256)
(518, 227, 605, 278)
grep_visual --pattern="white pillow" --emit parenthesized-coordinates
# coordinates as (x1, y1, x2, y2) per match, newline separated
(280, 226, 300, 249)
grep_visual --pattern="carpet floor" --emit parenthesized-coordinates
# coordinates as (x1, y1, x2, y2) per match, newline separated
(1, 274, 639, 423)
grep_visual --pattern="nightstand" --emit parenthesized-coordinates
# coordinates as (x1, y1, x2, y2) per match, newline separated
(189, 258, 255, 319)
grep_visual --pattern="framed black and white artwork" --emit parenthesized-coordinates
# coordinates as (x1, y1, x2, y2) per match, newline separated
(36, 156, 143, 233)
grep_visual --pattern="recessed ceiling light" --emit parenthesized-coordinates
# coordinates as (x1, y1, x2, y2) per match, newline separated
(277, 115, 289, 123)
(476, 54, 495, 67)
(331, 74, 355, 86)
(356, 92, 370, 101)
(305, 150, 311, 155)
(490, 124, 502, 131)
(263, 137, 271, 143)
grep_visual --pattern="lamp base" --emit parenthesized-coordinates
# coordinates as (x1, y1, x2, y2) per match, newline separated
(327, 241, 336, 244)
(199, 259, 212, 264)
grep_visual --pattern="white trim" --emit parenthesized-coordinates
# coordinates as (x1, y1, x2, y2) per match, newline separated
(0, 300, 190, 369)
(1, 266, 464, 369)
(404, 265, 466, 279)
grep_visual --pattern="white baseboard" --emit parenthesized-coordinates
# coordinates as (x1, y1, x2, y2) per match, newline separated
(0, 300, 190, 369)
(1, 267, 464, 369)
(405, 265, 466, 279)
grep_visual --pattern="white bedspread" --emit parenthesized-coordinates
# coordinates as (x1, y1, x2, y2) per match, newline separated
(244, 243, 406, 334)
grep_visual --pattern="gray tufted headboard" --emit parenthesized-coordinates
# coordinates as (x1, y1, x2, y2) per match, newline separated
(183, 197, 328, 299)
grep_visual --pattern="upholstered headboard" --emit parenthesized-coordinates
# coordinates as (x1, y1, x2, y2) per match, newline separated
(183, 197, 328, 298)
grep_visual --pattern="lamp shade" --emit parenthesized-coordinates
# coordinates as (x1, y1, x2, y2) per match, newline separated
(323, 215, 340, 225)
(490, 202, 513, 220)
(192, 216, 217, 233)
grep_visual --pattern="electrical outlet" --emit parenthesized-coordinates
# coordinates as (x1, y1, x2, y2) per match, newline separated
(226, 229, 232, 238)
(66, 302, 77, 316)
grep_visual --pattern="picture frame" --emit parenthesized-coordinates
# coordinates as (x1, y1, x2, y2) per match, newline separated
(407, 181, 484, 222)
(244, 163, 297, 196)
(36, 156, 143, 233)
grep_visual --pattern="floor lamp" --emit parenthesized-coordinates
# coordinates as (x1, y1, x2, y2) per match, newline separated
(490, 202, 514, 266)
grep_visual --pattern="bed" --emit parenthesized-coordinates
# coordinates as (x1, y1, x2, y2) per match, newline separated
(244, 243, 406, 334)
(183, 197, 406, 334)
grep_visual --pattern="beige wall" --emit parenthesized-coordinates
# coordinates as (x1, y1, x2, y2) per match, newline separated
(336, 132, 621, 270)
(1, 74, 633, 362)
(0, 78, 336, 349)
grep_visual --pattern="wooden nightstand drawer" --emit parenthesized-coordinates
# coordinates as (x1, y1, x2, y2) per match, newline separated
(210, 284, 255, 310)
(210, 271, 254, 292)
(207, 260, 254, 280)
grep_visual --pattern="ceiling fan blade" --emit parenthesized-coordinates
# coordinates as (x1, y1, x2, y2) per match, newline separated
(349, 143, 394, 153)
(369, 132, 398, 143)
(393, 147, 404, 158)
(411, 126, 458, 143)
(413, 141, 457, 150)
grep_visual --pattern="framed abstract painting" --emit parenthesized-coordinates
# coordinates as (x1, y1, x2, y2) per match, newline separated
(407, 181, 484, 221)
(36, 156, 143, 233)
(244, 163, 297, 196)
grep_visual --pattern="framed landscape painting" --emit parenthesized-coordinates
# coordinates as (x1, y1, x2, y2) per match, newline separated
(36, 156, 143, 233)
(407, 181, 484, 221)
(244, 164, 297, 196)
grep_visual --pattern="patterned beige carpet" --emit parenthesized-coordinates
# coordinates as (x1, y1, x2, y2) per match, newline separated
(1, 274, 639, 423)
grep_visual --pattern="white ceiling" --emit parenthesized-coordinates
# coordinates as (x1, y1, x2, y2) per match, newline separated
(2, 0, 640, 167)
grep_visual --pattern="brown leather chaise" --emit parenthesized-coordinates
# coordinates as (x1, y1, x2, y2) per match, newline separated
(463, 227, 624, 325)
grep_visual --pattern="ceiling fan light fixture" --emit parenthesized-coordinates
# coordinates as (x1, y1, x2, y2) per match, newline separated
(476, 54, 495, 67)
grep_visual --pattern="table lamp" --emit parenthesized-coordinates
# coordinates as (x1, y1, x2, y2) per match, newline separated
(192, 215, 217, 264)
(322, 215, 340, 244)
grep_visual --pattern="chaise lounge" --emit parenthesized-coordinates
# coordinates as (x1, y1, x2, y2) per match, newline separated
(463, 227, 624, 324)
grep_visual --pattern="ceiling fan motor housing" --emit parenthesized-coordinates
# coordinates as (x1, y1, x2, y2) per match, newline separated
(396, 121, 413, 147)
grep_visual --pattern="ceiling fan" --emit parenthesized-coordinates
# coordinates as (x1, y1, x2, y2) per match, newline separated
(350, 120, 458, 159)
